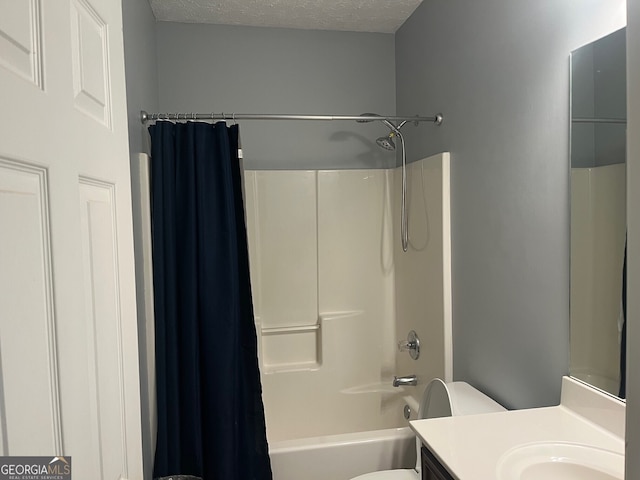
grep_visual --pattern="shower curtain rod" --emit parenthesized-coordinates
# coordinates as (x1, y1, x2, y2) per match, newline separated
(140, 110, 444, 125)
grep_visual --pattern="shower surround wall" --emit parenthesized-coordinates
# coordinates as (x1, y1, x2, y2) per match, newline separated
(244, 153, 451, 442)
(394, 154, 452, 389)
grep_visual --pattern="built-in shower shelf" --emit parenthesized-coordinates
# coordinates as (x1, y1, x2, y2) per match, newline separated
(261, 323, 321, 374)
(263, 361, 321, 375)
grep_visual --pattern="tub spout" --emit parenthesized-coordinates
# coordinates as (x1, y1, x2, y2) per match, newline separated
(393, 375, 417, 387)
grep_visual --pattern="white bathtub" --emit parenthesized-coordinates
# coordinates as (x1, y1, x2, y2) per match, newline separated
(269, 427, 416, 480)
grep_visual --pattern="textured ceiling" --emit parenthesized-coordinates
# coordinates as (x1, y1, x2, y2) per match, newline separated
(149, 0, 423, 33)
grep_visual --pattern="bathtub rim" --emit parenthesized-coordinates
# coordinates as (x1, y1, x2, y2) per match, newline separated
(268, 426, 415, 453)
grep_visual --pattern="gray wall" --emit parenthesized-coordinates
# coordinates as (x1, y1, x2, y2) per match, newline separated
(155, 23, 397, 169)
(396, 0, 626, 409)
(123, 0, 159, 155)
(122, 1, 159, 479)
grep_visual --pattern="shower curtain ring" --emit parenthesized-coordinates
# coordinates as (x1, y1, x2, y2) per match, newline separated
(233, 113, 237, 125)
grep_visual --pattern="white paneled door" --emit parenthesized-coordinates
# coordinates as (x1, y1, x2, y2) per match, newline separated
(0, 1, 143, 479)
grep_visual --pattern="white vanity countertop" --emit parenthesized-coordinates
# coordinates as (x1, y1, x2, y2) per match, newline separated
(410, 377, 625, 480)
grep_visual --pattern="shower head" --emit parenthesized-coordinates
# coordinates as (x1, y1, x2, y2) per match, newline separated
(357, 112, 405, 151)
(376, 133, 396, 151)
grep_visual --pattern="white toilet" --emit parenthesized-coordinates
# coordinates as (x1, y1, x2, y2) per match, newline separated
(350, 378, 505, 480)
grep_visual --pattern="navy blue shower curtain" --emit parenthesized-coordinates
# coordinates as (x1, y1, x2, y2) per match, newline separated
(149, 121, 272, 479)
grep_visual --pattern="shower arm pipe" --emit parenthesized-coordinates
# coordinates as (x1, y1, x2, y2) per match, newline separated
(140, 110, 444, 125)
(382, 119, 409, 135)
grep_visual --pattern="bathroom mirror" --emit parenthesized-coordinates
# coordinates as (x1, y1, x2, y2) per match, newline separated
(569, 27, 627, 398)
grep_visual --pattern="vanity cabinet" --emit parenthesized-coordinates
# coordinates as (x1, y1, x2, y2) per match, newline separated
(421, 445, 454, 480)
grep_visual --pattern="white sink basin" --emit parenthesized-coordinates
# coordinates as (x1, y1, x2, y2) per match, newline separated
(496, 442, 623, 480)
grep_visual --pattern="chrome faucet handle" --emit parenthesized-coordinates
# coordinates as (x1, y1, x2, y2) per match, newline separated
(393, 374, 418, 387)
(397, 330, 420, 360)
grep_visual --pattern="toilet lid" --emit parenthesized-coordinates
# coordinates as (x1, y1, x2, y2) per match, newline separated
(420, 378, 453, 419)
(419, 378, 506, 419)
(349, 469, 419, 480)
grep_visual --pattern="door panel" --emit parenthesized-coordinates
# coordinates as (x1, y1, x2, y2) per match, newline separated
(0, 0, 142, 477)
(79, 179, 128, 480)
(0, 0, 44, 88)
(0, 157, 61, 456)
(70, 0, 112, 126)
